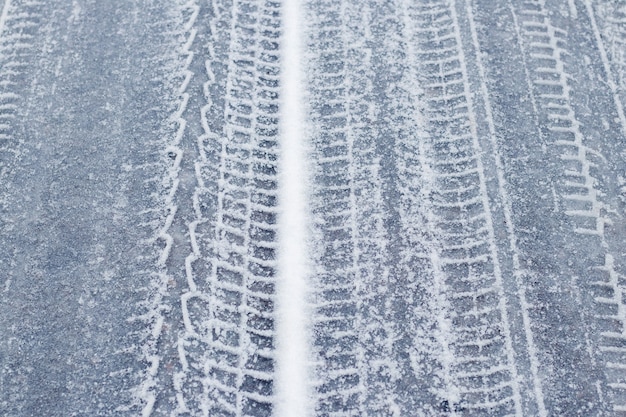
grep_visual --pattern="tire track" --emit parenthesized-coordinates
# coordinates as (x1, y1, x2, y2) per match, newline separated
(399, 1, 524, 414)
(176, 1, 281, 415)
(508, 1, 622, 413)
(562, 1, 626, 412)
(0, 2, 45, 412)
(304, 1, 365, 413)
(128, 2, 200, 415)
(173, 1, 226, 412)
(305, 0, 533, 415)
(0, 0, 43, 293)
(458, 0, 548, 414)
(592, 0, 626, 134)
(0, 1, 199, 414)
(304, 1, 406, 414)
(467, 0, 626, 413)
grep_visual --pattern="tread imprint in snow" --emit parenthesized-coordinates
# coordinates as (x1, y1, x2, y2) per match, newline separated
(0, 0, 43, 229)
(306, 0, 537, 415)
(404, 1, 522, 415)
(306, 1, 405, 415)
(510, 0, 626, 413)
(306, 1, 367, 413)
(176, 0, 280, 416)
(124, 1, 204, 415)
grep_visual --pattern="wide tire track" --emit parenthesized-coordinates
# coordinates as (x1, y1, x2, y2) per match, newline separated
(175, 1, 281, 415)
(470, 0, 626, 414)
(400, 1, 526, 415)
(303, 0, 555, 415)
(304, 1, 412, 415)
(509, 1, 625, 414)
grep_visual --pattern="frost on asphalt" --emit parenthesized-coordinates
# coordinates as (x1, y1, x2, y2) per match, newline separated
(2, 0, 626, 416)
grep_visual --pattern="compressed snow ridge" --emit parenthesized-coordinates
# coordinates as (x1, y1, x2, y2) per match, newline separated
(275, 0, 312, 415)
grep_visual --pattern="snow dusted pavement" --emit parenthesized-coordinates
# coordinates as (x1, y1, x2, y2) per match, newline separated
(303, 0, 626, 415)
(2, 0, 626, 416)
(0, 1, 189, 415)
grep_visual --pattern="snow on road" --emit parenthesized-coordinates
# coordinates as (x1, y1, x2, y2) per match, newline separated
(276, 0, 311, 415)
(1, 0, 626, 416)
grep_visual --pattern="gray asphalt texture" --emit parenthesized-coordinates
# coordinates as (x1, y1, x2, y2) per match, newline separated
(0, 1, 179, 415)
(2, 0, 626, 416)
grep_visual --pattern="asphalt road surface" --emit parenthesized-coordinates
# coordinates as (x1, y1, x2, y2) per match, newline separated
(2, 0, 626, 416)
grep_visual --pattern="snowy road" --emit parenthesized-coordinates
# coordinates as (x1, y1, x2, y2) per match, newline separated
(0, 1, 186, 415)
(1, 0, 626, 416)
